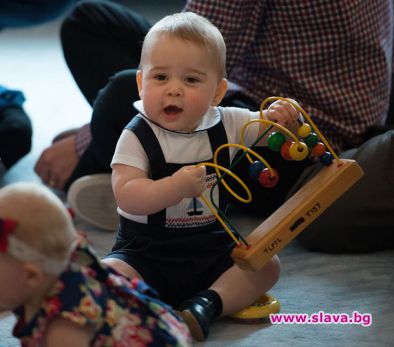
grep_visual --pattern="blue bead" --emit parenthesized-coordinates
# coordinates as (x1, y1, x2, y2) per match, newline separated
(248, 161, 266, 180)
(319, 151, 334, 166)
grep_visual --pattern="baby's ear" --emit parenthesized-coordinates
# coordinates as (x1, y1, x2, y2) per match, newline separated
(136, 70, 143, 98)
(23, 262, 45, 288)
(212, 78, 228, 106)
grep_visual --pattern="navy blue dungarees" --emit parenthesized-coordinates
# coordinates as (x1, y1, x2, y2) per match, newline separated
(107, 115, 236, 307)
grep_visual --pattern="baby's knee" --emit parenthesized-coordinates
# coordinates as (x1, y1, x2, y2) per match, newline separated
(262, 255, 281, 287)
(102, 257, 142, 279)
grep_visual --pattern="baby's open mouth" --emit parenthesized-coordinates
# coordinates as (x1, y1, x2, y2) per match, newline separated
(164, 105, 182, 114)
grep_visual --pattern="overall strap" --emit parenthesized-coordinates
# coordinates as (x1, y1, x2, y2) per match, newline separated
(126, 116, 168, 225)
(207, 117, 230, 213)
(125, 116, 167, 179)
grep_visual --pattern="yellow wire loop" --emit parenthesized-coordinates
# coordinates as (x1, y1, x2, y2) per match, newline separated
(197, 160, 251, 203)
(199, 195, 240, 246)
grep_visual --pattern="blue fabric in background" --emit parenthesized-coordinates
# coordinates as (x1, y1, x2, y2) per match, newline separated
(0, 86, 25, 111)
(0, 0, 79, 29)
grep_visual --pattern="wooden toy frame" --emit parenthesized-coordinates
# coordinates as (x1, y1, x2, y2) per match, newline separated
(231, 158, 364, 271)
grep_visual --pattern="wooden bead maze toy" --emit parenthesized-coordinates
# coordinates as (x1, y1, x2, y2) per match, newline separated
(198, 97, 364, 271)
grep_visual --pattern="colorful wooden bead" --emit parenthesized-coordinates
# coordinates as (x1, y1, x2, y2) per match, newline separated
(289, 142, 309, 161)
(319, 151, 334, 166)
(248, 161, 265, 181)
(267, 132, 286, 152)
(311, 142, 326, 157)
(280, 140, 293, 161)
(304, 133, 319, 148)
(259, 168, 279, 188)
(297, 123, 312, 138)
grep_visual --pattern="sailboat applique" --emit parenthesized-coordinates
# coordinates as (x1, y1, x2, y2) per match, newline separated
(187, 198, 204, 216)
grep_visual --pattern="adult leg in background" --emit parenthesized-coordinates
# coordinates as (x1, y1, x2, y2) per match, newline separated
(61, 0, 151, 105)
(65, 69, 138, 190)
(295, 130, 394, 252)
(35, 0, 151, 190)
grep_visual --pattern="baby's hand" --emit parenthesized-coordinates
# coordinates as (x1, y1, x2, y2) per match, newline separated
(171, 165, 206, 199)
(266, 98, 300, 126)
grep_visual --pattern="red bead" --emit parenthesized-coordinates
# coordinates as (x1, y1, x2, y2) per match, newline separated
(259, 168, 279, 188)
(280, 140, 293, 161)
(311, 142, 326, 157)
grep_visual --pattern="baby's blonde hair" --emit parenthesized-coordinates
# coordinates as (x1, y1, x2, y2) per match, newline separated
(140, 12, 227, 78)
(0, 182, 76, 262)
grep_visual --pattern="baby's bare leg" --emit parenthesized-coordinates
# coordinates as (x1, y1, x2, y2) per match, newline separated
(210, 255, 281, 316)
(102, 257, 143, 279)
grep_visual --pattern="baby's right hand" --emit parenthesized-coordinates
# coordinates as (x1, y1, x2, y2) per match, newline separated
(171, 165, 206, 199)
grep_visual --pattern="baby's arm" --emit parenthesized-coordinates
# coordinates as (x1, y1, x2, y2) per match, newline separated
(112, 164, 206, 215)
(45, 317, 93, 347)
(257, 99, 301, 145)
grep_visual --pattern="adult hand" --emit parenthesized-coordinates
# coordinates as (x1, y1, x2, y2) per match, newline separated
(34, 135, 78, 190)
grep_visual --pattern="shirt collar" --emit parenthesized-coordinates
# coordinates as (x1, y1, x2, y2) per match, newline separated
(133, 100, 221, 134)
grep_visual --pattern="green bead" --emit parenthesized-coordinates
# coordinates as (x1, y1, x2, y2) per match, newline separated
(267, 132, 286, 151)
(304, 133, 319, 148)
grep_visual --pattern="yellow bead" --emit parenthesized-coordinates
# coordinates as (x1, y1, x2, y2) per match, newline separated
(289, 142, 309, 161)
(297, 123, 312, 138)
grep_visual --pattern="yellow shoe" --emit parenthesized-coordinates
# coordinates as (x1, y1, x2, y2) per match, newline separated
(230, 294, 280, 323)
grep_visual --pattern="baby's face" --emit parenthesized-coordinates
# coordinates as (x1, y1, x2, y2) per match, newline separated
(0, 254, 30, 311)
(137, 34, 226, 132)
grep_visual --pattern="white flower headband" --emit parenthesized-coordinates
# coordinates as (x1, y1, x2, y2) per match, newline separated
(0, 218, 75, 274)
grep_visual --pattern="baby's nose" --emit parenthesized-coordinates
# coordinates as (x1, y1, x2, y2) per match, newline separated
(168, 82, 183, 96)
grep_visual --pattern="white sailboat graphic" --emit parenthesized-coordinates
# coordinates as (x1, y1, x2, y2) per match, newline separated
(187, 197, 203, 216)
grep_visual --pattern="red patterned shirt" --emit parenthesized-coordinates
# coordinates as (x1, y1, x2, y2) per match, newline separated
(184, 0, 393, 152)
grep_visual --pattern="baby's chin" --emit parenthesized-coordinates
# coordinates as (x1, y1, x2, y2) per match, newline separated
(158, 120, 195, 133)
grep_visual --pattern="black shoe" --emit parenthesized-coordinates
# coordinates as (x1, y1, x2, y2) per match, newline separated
(178, 296, 217, 341)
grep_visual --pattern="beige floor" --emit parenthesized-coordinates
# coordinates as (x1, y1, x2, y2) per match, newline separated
(1, 5, 394, 347)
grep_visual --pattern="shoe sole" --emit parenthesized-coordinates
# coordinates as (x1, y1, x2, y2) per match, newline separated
(67, 174, 118, 231)
(179, 309, 205, 342)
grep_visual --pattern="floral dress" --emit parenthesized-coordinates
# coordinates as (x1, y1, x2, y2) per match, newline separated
(12, 239, 191, 347)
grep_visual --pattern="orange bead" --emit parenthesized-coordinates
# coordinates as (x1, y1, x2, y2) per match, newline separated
(311, 142, 326, 157)
(280, 140, 293, 161)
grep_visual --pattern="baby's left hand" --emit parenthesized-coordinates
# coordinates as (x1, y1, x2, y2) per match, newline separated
(265, 99, 300, 126)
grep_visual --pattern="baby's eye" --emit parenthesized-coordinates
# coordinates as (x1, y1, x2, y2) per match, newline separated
(185, 76, 200, 84)
(154, 74, 167, 81)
